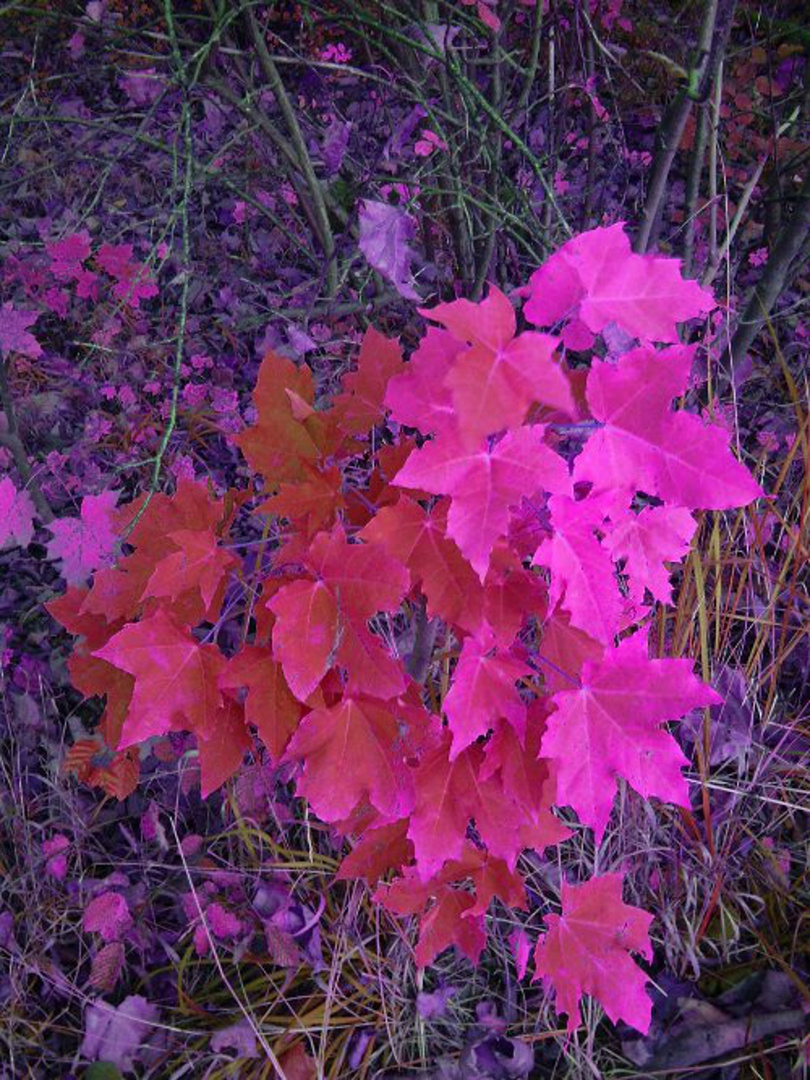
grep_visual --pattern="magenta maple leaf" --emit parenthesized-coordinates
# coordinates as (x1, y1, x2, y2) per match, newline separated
(46, 490, 120, 585)
(393, 426, 571, 581)
(533, 493, 626, 646)
(533, 872, 654, 1033)
(419, 285, 573, 446)
(605, 505, 697, 607)
(524, 222, 715, 343)
(0, 304, 42, 358)
(573, 344, 763, 509)
(0, 476, 36, 549)
(384, 327, 462, 436)
(543, 632, 722, 840)
(443, 631, 530, 758)
(358, 199, 421, 300)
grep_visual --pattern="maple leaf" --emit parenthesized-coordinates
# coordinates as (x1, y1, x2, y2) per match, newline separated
(282, 696, 415, 822)
(414, 888, 487, 968)
(358, 199, 421, 300)
(533, 493, 626, 646)
(605, 505, 697, 607)
(0, 476, 36, 549)
(93, 608, 227, 747)
(360, 495, 483, 629)
(197, 698, 252, 798)
(257, 464, 345, 538)
(408, 733, 523, 881)
(420, 285, 573, 446)
(384, 327, 462, 437)
(45, 490, 120, 586)
(335, 818, 413, 885)
(573, 345, 763, 509)
(143, 527, 238, 616)
(234, 350, 325, 486)
(0, 303, 42, 358)
(443, 631, 530, 758)
(47, 230, 97, 296)
(524, 223, 715, 343)
(268, 527, 409, 702)
(481, 703, 572, 853)
(393, 425, 571, 581)
(218, 645, 301, 761)
(330, 327, 406, 436)
(536, 610, 604, 694)
(543, 632, 722, 840)
(533, 873, 654, 1033)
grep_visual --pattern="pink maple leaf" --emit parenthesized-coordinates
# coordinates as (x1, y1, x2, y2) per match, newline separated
(524, 223, 715, 343)
(393, 425, 571, 581)
(573, 344, 763, 509)
(419, 284, 573, 447)
(533, 493, 626, 646)
(46, 490, 120, 585)
(533, 872, 654, 1033)
(0, 477, 36, 549)
(0, 304, 42, 358)
(605, 505, 697, 607)
(442, 631, 529, 758)
(543, 632, 722, 840)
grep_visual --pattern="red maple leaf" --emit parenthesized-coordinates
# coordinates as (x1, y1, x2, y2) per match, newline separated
(532, 872, 654, 1033)
(143, 528, 238, 617)
(234, 350, 327, 485)
(442, 630, 530, 758)
(335, 818, 413, 885)
(407, 733, 523, 881)
(282, 696, 415, 822)
(393, 425, 570, 581)
(258, 464, 345, 538)
(268, 527, 409, 702)
(196, 698, 252, 798)
(330, 327, 406, 437)
(92, 608, 227, 747)
(218, 645, 301, 761)
(543, 632, 722, 839)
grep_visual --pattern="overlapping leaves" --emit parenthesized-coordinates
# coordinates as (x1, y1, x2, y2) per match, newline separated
(51, 225, 762, 1036)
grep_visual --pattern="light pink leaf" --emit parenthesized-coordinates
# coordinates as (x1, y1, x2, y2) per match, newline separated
(524, 223, 715, 343)
(358, 199, 421, 300)
(0, 476, 36, 549)
(46, 490, 120, 585)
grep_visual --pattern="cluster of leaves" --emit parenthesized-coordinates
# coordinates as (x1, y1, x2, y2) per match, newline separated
(49, 223, 762, 1035)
